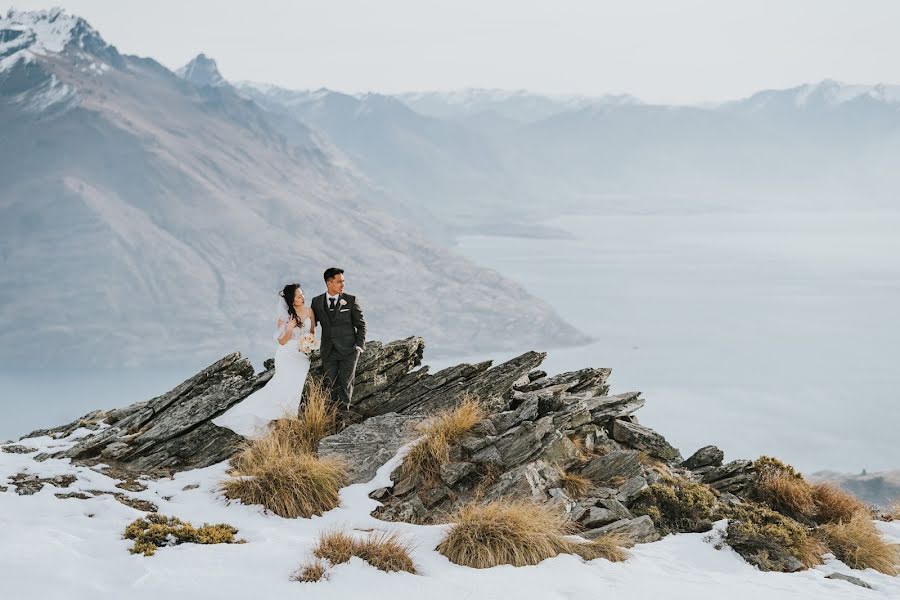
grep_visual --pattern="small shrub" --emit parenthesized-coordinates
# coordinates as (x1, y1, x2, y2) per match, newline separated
(811, 482, 867, 524)
(401, 395, 485, 484)
(725, 501, 825, 571)
(292, 561, 327, 582)
(273, 377, 337, 454)
(311, 530, 416, 574)
(222, 435, 347, 518)
(123, 514, 242, 556)
(632, 476, 719, 535)
(752, 455, 817, 522)
(819, 510, 900, 575)
(560, 471, 591, 499)
(436, 499, 628, 568)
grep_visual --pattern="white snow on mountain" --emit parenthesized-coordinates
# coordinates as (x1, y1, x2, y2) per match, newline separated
(2, 430, 899, 599)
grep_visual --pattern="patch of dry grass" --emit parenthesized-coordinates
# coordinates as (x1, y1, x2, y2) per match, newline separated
(436, 499, 628, 568)
(560, 471, 592, 499)
(558, 534, 630, 563)
(273, 377, 337, 453)
(401, 395, 486, 484)
(819, 510, 900, 575)
(291, 561, 327, 582)
(222, 433, 347, 518)
(221, 378, 347, 518)
(310, 530, 416, 574)
(632, 475, 719, 535)
(725, 501, 825, 571)
(752, 456, 817, 521)
(811, 482, 867, 525)
(123, 514, 243, 556)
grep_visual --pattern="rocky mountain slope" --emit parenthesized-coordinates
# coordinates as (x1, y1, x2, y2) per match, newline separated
(3, 336, 899, 597)
(0, 9, 584, 367)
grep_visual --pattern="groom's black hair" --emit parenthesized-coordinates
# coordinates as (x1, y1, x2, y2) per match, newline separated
(323, 267, 344, 282)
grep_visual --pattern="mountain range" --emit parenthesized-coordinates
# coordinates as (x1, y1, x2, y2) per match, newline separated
(4, 7, 900, 368)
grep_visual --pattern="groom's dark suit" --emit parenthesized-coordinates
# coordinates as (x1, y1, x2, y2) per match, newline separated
(312, 292, 366, 407)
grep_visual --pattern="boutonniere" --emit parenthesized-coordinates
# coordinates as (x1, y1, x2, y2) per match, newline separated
(339, 298, 348, 307)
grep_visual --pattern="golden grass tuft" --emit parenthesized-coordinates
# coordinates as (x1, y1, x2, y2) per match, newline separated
(311, 530, 416, 574)
(123, 514, 242, 556)
(273, 377, 338, 454)
(632, 475, 719, 535)
(401, 395, 486, 484)
(292, 560, 327, 582)
(752, 455, 817, 521)
(558, 533, 630, 563)
(222, 428, 347, 518)
(811, 482, 867, 524)
(560, 471, 592, 499)
(221, 378, 347, 518)
(436, 499, 628, 568)
(819, 510, 900, 575)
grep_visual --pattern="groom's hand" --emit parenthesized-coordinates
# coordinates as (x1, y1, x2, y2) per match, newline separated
(355, 345, 363, 354)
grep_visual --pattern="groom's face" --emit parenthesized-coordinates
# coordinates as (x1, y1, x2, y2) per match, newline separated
(327, 274, 345, 296)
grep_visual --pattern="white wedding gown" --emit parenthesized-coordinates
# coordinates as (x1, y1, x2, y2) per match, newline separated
(212, 318, 311, 439)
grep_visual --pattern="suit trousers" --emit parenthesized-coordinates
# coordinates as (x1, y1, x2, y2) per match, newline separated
(322, 350, 359, 408)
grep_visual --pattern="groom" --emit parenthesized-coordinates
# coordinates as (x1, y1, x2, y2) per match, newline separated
(312, 267, 367, 408)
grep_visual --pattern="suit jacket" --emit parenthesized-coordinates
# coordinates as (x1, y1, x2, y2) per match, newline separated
(312, 292, 366, 361)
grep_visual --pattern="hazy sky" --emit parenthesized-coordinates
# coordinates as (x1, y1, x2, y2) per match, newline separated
(3, 1, 899, 104)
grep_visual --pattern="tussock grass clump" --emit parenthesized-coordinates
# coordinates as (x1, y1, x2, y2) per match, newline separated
(221, 378, 347, 518)
(436, 499, 628, 568)
(811, 482, 867, 525)
(752, 455, 817, 522)
(558, 534, 630, 563)
(291, 560, 327, 582)
(560, 471, 592, 499)
(819, 510, 900, 575)
(401, 395, 486, 484)
(273, 377, 338, 453)
(632, 475, 719, 535)
(311, 530, 416, 574)
(725, 501, 825, 571)
(123, 514, 242, 556)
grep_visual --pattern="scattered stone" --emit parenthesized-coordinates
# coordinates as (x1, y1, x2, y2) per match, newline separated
(116, 480, 148, 492)
(2, 445, 37, 454)
(55, 491, 92, 500)
(10, 473, 77, 495)
(583, 515, 660, 544)
(181, 484, 200, 491)
(682, 445, 724, 471)
(825, 572, 874, 589)
(580, 450, 643, 484)
(611, 420, 683, 463)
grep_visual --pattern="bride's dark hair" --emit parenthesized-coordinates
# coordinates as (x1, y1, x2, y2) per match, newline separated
(280, 283, 304, 324)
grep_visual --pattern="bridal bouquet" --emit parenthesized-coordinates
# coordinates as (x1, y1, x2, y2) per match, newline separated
(298, 333, 320, 355)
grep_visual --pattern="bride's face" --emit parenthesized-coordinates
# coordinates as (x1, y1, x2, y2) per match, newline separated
(293, 289, 305, 309)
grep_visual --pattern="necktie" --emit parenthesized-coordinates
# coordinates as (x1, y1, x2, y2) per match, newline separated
(329, 298, 336, 311)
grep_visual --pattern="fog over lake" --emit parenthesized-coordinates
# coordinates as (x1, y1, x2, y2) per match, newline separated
(443, 208, 900, 474)
(3, 207, 897, 475)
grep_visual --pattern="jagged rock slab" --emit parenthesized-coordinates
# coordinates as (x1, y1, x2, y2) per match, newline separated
(318, 413, 423, 484)
(583, 515, 659, 544)
(611, 419, 683, 463)
(682, 445, 724, 471)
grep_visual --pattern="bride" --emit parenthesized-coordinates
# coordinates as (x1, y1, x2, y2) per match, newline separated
(212, 283, 315, 439)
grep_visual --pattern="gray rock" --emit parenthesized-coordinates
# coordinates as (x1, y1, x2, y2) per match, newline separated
(611, 420, 683, 463)
(482, 460, 561, 502)
(702, 459, 755, 493)
(825, 572, 874, 589)
(580, 450, 643, 483)
(1, 445, 37, 454)
(583, 515, 660, 544)
(616, 475, 649, 504)
(318, 412, 422, 484)
(596, 497, 634, 520)
(490, 397, 539, 432)
(584, 392, 645, 423)
(470, 444, 503, 466)
(440, 461, 476, 487)
(682, 445, 724, 470)
(579, 506, 620, 528)
(494, 416, 556, 467)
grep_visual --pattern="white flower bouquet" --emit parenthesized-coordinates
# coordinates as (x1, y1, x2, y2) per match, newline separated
(298, 333, 320, 355)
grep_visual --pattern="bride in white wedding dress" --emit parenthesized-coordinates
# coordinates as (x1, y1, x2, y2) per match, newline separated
(212, 283, 315, 439)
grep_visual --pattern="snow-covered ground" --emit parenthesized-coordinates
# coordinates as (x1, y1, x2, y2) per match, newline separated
(2, 428, 898, 600)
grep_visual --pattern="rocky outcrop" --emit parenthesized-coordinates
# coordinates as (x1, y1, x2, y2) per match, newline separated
(15, 336, 765, 555)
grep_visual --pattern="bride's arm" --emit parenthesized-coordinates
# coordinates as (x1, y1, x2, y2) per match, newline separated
(276, 317, 296, 345)
(308, 309, 316, 337)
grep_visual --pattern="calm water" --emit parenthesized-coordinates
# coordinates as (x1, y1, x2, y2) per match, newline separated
(2, 209, 897, 474)
(445, 210, 900, 474)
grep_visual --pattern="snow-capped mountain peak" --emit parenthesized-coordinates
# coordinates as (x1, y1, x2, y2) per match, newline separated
(2, 8, 115, 58)
(176, 53, 225, 87)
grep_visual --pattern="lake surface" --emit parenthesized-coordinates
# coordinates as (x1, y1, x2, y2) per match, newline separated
(445, 209, 900, 474)
(2, 209, 897, 475)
